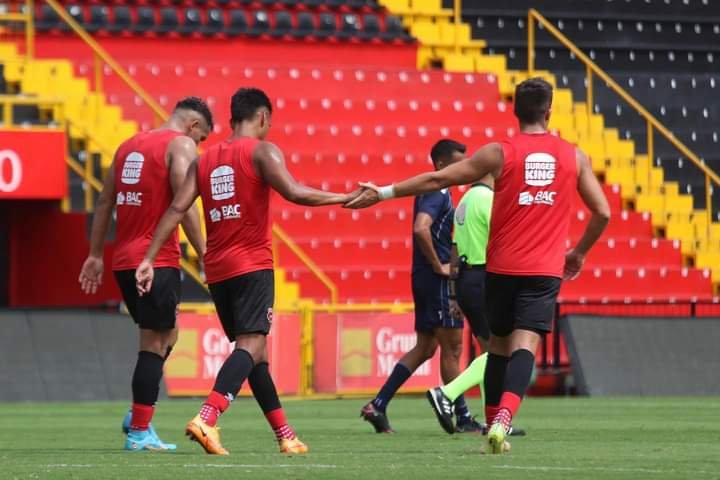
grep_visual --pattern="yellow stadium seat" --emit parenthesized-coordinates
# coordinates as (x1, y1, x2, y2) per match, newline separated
(664, 194, 694, 215)
(474, 54, 507, 75)
(0, 42, 19, 60)
(412, 0, 444, 14)
(710, 224, 720, 240)
(665, 221, 696, 255)
(381, 0, 411, 14)
(410, 21, 442, 44)
(553, 89, 573, 115)
(695, 252, 720, 282)
(443, 54, 474, 72)
(662, 182, 679, 196)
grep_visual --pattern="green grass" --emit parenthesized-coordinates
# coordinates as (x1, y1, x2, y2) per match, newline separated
(1, 397, 719, 480)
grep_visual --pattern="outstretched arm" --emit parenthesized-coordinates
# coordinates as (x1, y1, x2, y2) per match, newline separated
(136, 162, 201, 294)
(254, 141, 361, 206)
(79, 157, 117, 294)
(564, 149, 611, 280)
(167, 136, 206, 261)
(345, 143, 504, 208)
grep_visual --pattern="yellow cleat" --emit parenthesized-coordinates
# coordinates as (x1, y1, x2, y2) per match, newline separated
(486, 423, 511, 454)
(278, 436, 309, 455)
(185, 415, 229, 455)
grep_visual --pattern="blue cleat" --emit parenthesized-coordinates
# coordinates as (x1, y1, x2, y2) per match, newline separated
(122, 410, 177, 451)
(124, 429, 176, 452)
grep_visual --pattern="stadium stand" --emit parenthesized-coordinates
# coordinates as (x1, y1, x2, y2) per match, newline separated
(1, 0, 716, 307)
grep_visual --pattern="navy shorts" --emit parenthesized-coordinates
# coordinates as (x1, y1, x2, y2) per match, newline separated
(412, 270, 462, 332)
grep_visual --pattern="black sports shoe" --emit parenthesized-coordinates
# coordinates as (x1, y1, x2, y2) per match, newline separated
(455, 416, 487, 434)
(508, 425, 526, 436)
(426, 387, 455, 434)
(360, 402, 395, 433)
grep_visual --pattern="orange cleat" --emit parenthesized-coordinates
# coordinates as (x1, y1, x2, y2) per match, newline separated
(278, 436, 309, 455)
(185, 415, 229, 455)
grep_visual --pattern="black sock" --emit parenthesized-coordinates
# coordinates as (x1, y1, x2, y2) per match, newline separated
(131, 351, 165, 405)
(248, 362, 282, 414)
(502, 349, 536, 398)
(212, 349, 255, 397)
(372, 363, 412, 413)
(483, 353, 510, 407)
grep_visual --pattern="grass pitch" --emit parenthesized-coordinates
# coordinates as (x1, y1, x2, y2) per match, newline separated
(1, 397, 719, 480)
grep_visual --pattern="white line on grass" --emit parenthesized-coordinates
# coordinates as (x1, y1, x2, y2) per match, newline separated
(492, 465, 717, 476)
(45, 464, 336, 469)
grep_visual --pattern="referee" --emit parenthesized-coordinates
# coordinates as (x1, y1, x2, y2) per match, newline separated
(427, 170, 526, 436)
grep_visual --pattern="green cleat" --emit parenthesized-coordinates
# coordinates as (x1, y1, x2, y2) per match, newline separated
(486, 422, 510, 454)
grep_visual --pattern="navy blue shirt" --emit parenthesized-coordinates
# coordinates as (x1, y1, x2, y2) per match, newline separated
(412, 189, 454, 274)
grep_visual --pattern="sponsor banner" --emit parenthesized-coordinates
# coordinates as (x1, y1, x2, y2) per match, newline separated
(313, 312, 469, 393)
(165, 312, 301, 396)
(0, 130, 67, 199)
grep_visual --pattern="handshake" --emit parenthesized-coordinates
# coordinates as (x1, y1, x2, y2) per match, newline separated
(342, 182, 395, 209)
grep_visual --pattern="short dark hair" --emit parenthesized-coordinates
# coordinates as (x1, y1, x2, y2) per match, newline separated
(514, 77, 553, 124)
(230, 87, 273, 126)
(430, 139, 467, 165)
(174, 96, 213, 131)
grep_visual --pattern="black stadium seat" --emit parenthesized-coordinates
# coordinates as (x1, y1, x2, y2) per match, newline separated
(133, 7, 155, 34)
(358, 13, 380, 41)
(61, 5, 84, 32)
(248, 10, 270, 37)
(271, 11, 293, 38)
(156, 7, 179, 35)
(86, 6, 109, 34)
(381, 15, 412, 42)
(202, 8, 224, 37)
(180, 8, 202, 36)
(225, 9, 248, 37)
(109, 6, 131, 35)
(337, 13, 359, 40)
(316, 12, 337, 39)
(293, 12, 315, 39)
(35, 4, 60, 32)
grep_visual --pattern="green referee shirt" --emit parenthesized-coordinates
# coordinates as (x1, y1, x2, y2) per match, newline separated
(453, 183, 493, 265)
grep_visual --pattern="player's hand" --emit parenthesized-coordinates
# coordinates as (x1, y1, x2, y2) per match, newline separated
(79, 255, 104, 295)
(135, 259, 155, 296)
(344, 182, 381, 209)
(563, 248, 585, 280)
(449, 299, 463, 321)
(435, 263, 451, 277)
(343, 187, 364, 204)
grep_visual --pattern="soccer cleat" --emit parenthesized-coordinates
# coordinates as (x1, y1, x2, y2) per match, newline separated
(278, 436, 309, 454)
(124, 429, 175, 452)
(455, 416, 486, 434)
(121, 410, 176, 450)
(185, 414, 229, 455)
(508, 425, 527, 436)
(426, 388, 455, 435)
(360, 402, 395, 433)
(486, 422, 510, 454)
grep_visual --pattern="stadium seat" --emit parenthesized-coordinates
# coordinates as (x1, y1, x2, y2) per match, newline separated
(202, 9, 224, 37)
(358, 14, 380, 41)
(156, 8, 179, 35)
(180, 8, 202, 36)
(316, 13, 337, 39)
(63, 5, 84, 32)
(337, 14, 360, 40)
(108, 6, 131, 35)
(225, 9, 248, 37)
(293, 12, 315, 39)
(248, 10, 271, 37)
(132, 7, 156, 34)
(271, 11, 293, 38)
(85, 6, 109, 34)
(381, 15, 412, 42)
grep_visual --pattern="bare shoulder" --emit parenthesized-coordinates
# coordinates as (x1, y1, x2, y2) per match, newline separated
(253, 140, 283, 162)
(168, 134, 196, 153)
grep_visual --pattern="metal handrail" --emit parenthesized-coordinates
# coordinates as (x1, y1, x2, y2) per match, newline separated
(528, 8, 719, 234)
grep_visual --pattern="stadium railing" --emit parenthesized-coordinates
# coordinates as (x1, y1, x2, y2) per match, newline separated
(528, 8, 720, 238)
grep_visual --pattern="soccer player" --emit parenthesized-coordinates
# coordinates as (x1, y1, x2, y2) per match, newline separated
(135, 87, 361, 455)
(426, 165, 525, 436)
(360, 139, 482, 434)
(347, 78, 610, 453)
(78, 97, 213, 451)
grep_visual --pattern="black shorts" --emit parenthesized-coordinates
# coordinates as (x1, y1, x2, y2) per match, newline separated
(208, 269, 274, 341)
(456, 264, 490, 341)
(412, 270, 462, 332)
(485, 272, 561, 337)
(114, 267, 181, 331)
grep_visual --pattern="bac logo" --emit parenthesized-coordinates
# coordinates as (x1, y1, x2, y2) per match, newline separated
(117, 191, 142, 206)
(209, 208, 221, 223)
(121, 152, 144, 185)
(210, 165, 235, 200)
(519, 191, 556, 206)
(0, 149, 22, 193)
(221, 204, 241, 219)
(524, 152, 556, 187)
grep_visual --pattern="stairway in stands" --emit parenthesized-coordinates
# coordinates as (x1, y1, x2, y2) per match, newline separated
(14, 0, 716, 303)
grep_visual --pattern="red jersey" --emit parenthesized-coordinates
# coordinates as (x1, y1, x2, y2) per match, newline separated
(486, 132, 577, 278)
(112, 129, 183, 271)
(197, 137, 273, 284)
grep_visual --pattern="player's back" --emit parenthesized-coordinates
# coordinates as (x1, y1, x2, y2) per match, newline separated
(113, 129, 183, 271)
(487, 132, 577, 278)
(197, 137, 273, 284)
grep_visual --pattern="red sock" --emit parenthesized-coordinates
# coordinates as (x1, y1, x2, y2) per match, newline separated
(199, 391, 231, 427)
(130, 403, 154, 431)
(485, 405, 499, 425)
(265, 408, 296, 441)
(498, 392, 523, 417)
